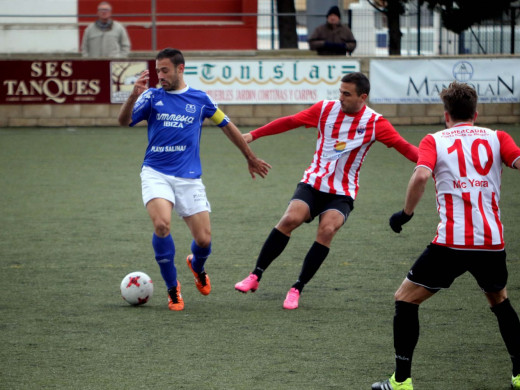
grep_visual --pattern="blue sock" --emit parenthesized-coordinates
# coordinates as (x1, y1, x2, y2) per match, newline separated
(152, 233, 177, 289)
(190, 240, 211, 274)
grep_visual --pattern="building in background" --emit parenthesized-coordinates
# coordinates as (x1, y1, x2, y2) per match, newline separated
(0, 0, 79, 53)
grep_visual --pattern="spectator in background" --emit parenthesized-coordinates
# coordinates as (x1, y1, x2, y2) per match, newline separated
(308, 5, 356, 56)
(81, 1, 131, 58)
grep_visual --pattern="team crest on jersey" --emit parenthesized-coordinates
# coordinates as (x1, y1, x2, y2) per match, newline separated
(185, 104, 196, 113)
(357, 126, 366, 135)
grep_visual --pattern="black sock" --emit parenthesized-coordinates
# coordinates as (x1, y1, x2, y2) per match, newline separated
(491, 298, 520, 376)
(394, 300, 419, 382)
(292, 241, 329, 292)
(252, 228, 290, 281)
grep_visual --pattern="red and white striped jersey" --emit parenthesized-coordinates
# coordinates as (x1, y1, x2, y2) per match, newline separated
(417, 124, 520, 250)
(251, 101, 418, 199)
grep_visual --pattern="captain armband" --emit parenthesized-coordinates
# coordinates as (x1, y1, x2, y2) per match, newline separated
(210, 108, 227, 126)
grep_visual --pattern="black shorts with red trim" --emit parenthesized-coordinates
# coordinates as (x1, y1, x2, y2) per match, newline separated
(407, 243, 507, 293)
(290, 182, 354, 224)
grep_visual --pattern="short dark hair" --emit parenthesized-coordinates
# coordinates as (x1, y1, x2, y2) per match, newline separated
(439, 81, 477, 121)
(341, 72, 370, 96)
(156, 48, 185, 67)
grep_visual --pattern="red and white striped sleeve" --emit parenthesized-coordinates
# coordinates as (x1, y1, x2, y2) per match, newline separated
(374, 118, 419, 163)
(250, 102, 323, 140)
(416, 134, 437, 171)
(497, 130, 520, 168)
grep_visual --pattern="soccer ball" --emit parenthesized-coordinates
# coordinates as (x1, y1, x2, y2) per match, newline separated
(120, 271, 154, 305)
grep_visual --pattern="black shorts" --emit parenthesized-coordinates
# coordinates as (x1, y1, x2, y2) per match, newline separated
(407, 244, 508, 293)
(290, 182, 354, 224)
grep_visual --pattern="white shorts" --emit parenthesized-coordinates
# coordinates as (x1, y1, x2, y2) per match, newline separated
(140, 166, 211, 217)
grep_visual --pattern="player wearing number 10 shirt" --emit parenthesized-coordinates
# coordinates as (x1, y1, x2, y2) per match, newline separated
(373, 82, 520, 390)
(423, 122, 519, 250)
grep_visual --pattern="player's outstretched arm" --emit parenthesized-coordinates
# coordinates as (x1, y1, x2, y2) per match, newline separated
(220, 122, 272, 179)
(118, 70, 149, 126)
(375, 119, 419, 163)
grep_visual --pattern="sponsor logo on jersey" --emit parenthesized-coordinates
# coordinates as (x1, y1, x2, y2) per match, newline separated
(156, 113, 195, 128)
(150, 145, 187, 153)
(155, 100, 164, 106)
(334, 141, 347, 151)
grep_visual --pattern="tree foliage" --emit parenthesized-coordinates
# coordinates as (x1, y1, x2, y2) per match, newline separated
(423, 0, 517, 34)
(368, 0, 517, 54)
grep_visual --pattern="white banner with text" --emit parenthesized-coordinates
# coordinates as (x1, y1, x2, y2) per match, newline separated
(184, 59, 360, 104)
(369, 59, 520, 104)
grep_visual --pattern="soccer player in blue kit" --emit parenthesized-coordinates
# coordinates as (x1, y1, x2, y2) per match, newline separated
(118, 48, 271, 311)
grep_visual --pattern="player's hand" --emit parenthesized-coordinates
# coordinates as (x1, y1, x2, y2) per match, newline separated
(247, 157, 272, 179)
(132, 70, 150, 97)
(389, 209, 413, 233)
(243, 133, 253, 143)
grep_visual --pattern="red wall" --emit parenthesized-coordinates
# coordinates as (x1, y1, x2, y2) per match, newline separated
(78, 0, 258, 51)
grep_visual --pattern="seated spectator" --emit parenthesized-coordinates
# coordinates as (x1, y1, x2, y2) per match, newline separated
(308, 6, 356, 56)
(81, 1, 131, 58)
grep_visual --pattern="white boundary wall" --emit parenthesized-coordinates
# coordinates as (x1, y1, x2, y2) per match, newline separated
(0, 0, 79, 53)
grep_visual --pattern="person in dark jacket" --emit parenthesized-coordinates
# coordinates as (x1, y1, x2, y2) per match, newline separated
(308, 5, 356, 56)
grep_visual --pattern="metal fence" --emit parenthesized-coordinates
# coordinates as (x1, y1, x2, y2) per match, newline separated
(257, 1, 520, 55)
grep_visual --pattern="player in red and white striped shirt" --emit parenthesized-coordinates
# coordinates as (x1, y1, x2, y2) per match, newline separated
(373, 82, 520, 390)
(234, 72, 418, 310)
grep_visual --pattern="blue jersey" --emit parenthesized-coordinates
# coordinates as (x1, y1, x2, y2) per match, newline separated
(130, 85, 230, 178)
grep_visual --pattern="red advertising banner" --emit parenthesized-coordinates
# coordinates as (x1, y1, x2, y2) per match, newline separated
(1, 60, 158, 104)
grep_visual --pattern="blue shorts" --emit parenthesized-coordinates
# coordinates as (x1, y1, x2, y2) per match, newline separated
(407, 244, 508, 293)
(290, 182, 354, 224)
